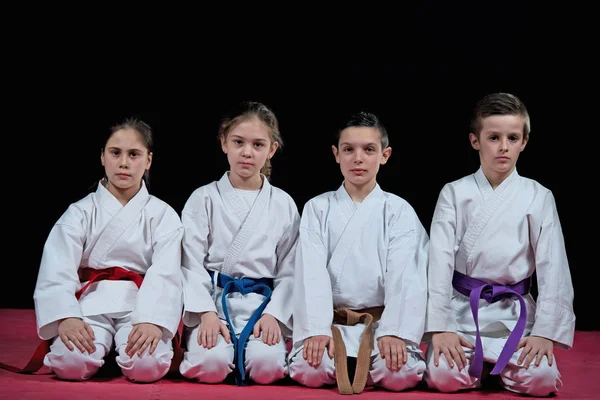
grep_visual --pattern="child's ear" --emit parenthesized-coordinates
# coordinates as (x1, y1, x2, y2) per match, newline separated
(380, 147, 392, 165)
(220, 135, 227, 153)
(520, 135, 529, 152)
(146, 152, 153, 170)
(268, 141, 279, 159)
(332, 145, 340, 163)
(469, 133, 480, 151)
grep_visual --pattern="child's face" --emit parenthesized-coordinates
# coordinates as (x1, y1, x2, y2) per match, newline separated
(101, 128, 152, 193)
(221, 117, 278, 181)
(470, 114, 528, 179)
(332, 127, 391, 188)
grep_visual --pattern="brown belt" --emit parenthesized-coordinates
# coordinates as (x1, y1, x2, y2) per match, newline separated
(330, 306, 384, 395)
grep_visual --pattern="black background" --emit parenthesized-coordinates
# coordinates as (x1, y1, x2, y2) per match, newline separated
(3, 3, 595, 330)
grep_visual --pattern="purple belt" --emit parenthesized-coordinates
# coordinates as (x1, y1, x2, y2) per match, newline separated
(452, 270, 531, 379)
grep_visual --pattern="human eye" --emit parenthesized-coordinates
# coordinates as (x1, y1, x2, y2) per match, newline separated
(254, 142, 264, 148)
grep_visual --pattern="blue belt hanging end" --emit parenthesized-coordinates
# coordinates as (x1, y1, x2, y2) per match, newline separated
(208, 270, 273, 386)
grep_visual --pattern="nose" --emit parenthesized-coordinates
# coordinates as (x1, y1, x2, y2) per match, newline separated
(354, 151, 365, 163)
(242, 144, 252, 157)
(119, 154, 129, 168)
(499, 138, 509, 152)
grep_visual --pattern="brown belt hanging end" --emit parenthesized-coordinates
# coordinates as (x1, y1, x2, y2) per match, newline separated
(330, 307, 383, 395)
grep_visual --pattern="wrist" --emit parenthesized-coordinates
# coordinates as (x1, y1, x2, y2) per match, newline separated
(58, 317, 79, 325)
(200, 311, 218, 321)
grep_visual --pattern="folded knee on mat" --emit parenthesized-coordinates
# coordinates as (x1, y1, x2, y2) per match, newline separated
(425, 363, 464, 392)
(374, 364, 424, 390)
(246, 344, 284, 370)
(246, 354, 285, 383)
(121, 354, 171, 383)
(248, 367, 284, 385)
(247, 356, 286, 384)
(48, 350, 102, 381)
(514, 363, 560, 396)
(374, 354, 424, 373)
(180, 347, 233, 382)
(289, 358, 333, 387)
(198, 346, 232, 370)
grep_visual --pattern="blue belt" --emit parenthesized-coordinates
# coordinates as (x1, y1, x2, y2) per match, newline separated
(209, 270, 273, 385)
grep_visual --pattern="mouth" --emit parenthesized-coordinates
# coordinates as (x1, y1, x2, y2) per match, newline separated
(496, 157, 510, 160)
(350, 168, 366, 174)
(116, 173, 130, 177)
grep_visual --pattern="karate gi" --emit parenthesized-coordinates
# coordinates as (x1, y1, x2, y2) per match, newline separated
(424, 168, 575, 397)
(33, 180, 184, 382)
(179, 172, 299, 384)
(289, 183, 429, 392)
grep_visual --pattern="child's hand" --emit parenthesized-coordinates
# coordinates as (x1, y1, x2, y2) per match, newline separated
(516, 336, 554, 368)
(126, 323, 163, 357)
(377, 336, 407, 371)
(303, 335, 334, 367)
(253, 313, 281, 345)
(58, 317, 96, 354)
(198, 311, 230, 349)
(431, 331, 474, 371)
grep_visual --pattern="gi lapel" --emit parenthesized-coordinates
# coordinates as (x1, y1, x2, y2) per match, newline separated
(217, 172, 250, 221)
(218, 173, 271, 276)
(456, 168, 520, 272)
(89, 180, 150, 266)
(329, 183, 383, 297)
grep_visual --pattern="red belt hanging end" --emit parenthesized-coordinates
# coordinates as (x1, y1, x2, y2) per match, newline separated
(0, 339, 51, 374)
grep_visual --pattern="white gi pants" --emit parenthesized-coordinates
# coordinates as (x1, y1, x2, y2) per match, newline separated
(179, 325, 288, 384)
(44, 311, 173, 382)
(289, 325, 425, 392)
(424, 333, 562, 397)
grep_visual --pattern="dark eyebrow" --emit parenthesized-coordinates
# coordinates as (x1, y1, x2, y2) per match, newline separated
(340, 142, 378, 146)
(107, 146, 144, 152)
(486, 131, 521, 136)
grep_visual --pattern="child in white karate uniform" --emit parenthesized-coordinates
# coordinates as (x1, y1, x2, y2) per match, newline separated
(179, 101, 300, 385)
(424, 93, 575, 397)
(28, 118, 183, 382)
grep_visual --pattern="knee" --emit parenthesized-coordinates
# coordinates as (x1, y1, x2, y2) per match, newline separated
(424, 356, 464, 393)
(372, 355, 425, 391)
(46, 347, 104, 381)
(518, 362, 562, 397)
(190, 346, 233, 368)
(120, 351, 173, 383)
(289, 352, 334, 388)
(180, 345, 233, 383)
(245, 341, 287, 384)
(194, 345, 233, 372)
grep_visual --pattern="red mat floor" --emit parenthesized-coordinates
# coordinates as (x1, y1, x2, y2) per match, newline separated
(1, 309, 597, 399)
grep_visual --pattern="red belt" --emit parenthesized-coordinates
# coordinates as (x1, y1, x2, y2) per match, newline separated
(77, 267, 145, 299)
(0, 267, 179, 374)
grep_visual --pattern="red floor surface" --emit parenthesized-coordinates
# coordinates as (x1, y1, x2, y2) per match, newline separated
(0, 309, 598, 399)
